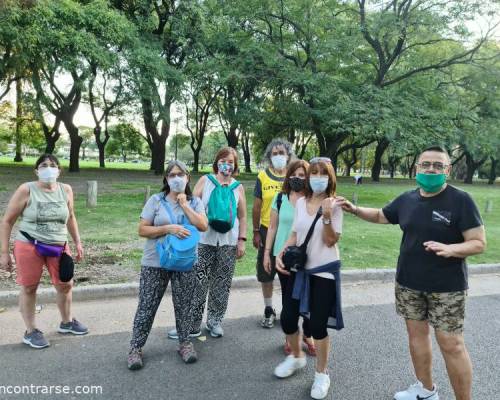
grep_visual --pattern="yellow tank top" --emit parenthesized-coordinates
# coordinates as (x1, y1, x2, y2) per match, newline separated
(256, 169, 285, 228)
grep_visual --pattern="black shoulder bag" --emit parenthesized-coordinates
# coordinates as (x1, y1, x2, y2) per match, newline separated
(282, 208, 322, 272)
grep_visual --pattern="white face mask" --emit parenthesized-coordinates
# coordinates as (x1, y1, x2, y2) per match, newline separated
(309, 177, 329, 193)
(271, 155, 287, 170)
(37, 167, 60, 183)
(168, 176, 187, 193)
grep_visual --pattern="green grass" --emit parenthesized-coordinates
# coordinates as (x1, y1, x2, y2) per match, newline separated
(1, 160, 498, 277)
(72, 178, 500, 277)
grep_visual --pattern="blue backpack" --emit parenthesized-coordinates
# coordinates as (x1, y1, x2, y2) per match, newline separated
(155, 196, 200, 272)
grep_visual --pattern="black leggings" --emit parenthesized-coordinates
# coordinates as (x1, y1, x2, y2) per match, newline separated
(280, 272, 336, 340)
(273, 256, 312, 338)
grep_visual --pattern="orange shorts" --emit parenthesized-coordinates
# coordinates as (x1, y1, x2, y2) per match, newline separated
(13, 240, 71, 286)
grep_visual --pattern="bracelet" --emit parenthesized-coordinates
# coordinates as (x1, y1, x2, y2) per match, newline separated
(238, 237, 247, 242)
(253, 229, 260, 233)
(353, 206, 359, 216)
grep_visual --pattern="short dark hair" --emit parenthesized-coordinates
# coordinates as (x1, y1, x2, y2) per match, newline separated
(281, 160, 309, 196)
(420, 145, 450, 161)
(212, 147, 239, 176)
(35, 154, 61, 169)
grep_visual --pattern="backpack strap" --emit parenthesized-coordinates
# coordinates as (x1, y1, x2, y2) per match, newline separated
(299, 208, 322, 250)
(159, 196, 179, 225)
(276, 192, 284, 213)
(229, 180, 240, 190)
(206, 174, 220, 187)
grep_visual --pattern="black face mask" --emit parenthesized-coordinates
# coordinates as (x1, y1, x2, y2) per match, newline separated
(289, 177, 305, 192)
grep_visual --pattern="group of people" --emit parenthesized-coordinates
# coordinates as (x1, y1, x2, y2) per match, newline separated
(0, 141, 486, 400)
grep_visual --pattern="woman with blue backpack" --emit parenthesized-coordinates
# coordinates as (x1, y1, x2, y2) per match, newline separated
(167, 147, 247, 340)
(127, 160, 208, 370)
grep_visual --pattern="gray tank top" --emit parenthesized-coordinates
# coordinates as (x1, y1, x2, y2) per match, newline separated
(16, 182, 69, 244)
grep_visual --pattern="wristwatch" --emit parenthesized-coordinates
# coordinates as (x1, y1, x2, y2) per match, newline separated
(322, 218, 331, 225)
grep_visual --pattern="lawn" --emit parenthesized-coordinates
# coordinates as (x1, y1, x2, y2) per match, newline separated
(0, 162, 498, 281)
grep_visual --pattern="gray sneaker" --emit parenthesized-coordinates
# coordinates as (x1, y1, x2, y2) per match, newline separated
(178, 341, 198, 364)
(167, 328, 202, 340)
(23, 329, 50, 349)
(206, 322, 224, 338)
(58, 318, 89, 335)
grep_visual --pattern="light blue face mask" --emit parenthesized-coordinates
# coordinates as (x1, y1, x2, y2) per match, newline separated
(309, 177, 329, 193)
(168, 176, 187, 193)
(271, 155, 287, 170)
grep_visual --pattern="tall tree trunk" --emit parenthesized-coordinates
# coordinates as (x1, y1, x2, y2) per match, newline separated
(242, 131, 251, 173)
(371, 138, 390, 182)
(192, 147, 201, 173)
(14, 78, 23, 162)
(227, 125, 238, 149)
(488, 157, 498, 185)
(464, 152, 486, 184)
(65, 121, 82, 172)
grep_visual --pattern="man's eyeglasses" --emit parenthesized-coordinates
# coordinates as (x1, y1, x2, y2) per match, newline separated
(417, 162, 448, 171)
(309, 157, 332, 164)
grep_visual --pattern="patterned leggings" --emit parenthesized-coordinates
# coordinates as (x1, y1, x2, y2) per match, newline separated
(191, 244, 237, 329)
(130, 266, 196, 349)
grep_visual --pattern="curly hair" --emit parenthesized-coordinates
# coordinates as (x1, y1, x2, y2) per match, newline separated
(263, 138, 295, 166)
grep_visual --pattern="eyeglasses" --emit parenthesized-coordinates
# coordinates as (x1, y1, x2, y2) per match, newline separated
(309, 157, 332, 164)
(167, 172, 186, 179)
(417, 162, 448, 171)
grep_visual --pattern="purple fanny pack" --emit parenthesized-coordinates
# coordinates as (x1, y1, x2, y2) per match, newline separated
(21, 231, 65, 257)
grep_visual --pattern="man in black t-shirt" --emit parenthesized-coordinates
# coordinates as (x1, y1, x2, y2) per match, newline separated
(338, 146, 486, 400)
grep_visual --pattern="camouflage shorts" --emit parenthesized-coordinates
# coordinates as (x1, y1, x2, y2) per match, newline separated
(395, 282, 467, 334)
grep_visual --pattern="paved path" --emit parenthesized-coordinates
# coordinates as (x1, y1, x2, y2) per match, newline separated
(0, 274, 499, 399)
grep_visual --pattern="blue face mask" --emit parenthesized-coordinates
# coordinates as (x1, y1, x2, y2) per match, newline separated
(309, 177, 329, 194)
(168, 176, 187, 193)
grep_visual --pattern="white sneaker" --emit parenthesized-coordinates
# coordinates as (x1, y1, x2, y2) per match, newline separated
(310, 372, 330, 399)
(274, 355, 307, 378)
(394, 381, 439, 400)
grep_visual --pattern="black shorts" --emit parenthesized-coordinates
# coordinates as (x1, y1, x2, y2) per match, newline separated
(256, 226, 276, 283)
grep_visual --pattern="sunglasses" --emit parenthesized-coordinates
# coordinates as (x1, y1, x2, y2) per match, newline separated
(309, 157, 332, 164)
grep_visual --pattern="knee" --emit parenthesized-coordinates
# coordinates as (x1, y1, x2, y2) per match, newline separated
(310, 322, 328, 341)
(438, 335, 465, 356)
(21, 285, 38, 295)
(55, 282, 73, 294)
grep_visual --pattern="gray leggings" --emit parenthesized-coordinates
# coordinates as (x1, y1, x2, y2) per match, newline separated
(130, 266, 196, 349)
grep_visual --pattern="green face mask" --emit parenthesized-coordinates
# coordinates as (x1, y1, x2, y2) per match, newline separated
(416, 173, 446, 193)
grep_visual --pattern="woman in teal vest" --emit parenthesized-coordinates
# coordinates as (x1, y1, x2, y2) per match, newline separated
(0, 154, 87, 349)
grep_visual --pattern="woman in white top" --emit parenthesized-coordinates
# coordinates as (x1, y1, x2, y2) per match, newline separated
(274, 157, 343, 400)
(168, 147, 247, 340)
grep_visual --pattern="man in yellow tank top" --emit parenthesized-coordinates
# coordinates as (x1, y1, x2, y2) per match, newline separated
(253, 138, 294, 328)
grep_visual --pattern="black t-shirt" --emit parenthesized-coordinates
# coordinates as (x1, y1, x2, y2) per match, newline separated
(382, 185, 483, 293)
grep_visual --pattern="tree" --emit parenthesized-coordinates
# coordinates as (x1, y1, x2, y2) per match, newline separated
(107, 123, 144, 163)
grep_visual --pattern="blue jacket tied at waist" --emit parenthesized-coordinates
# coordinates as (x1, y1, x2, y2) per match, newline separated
(292, 260, 344, 330)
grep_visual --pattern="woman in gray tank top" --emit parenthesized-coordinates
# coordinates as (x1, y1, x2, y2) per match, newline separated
(0, 154, 88, 349)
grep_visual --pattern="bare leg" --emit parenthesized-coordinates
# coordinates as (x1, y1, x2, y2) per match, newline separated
(287, 331, 304, 358)
(261, 282, 273, 302)
(435, 330, 472, 400)
(19, 285, 38, 332)
(55, 282, 73, 323)
(406, 319, 434, 391)
(315, 336, 329, 372)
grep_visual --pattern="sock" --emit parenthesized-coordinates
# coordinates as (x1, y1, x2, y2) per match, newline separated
(264, 298, 273, 308)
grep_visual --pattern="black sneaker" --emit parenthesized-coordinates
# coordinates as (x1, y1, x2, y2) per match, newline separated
(23, 329, 50, 349)
(261, 306, 276, 328)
